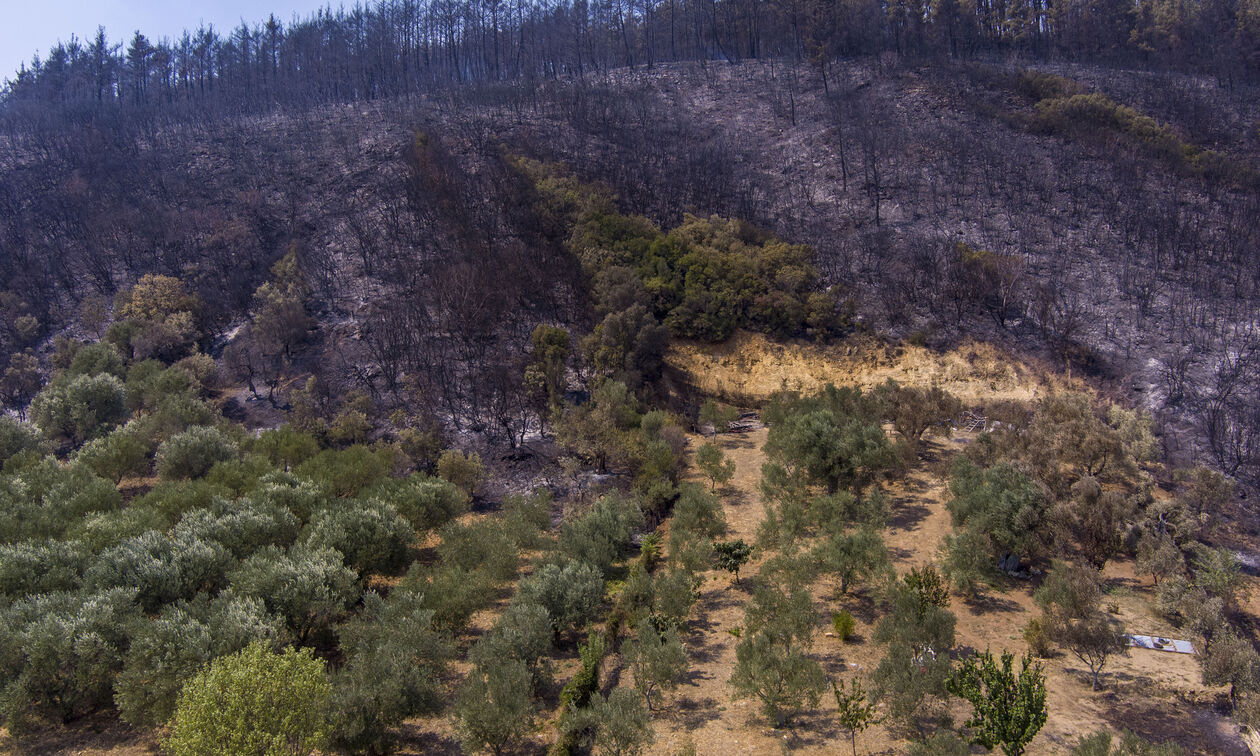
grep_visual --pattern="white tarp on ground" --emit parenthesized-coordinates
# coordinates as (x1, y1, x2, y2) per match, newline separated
(1126, 634, 1196, 654)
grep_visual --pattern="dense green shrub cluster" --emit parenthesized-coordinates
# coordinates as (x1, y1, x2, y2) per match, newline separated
(1024, 88, 1251, 185)
(519, 158, 847, 350)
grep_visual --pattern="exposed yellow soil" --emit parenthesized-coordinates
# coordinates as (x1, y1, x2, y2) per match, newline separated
(667, 331, 1080, 407)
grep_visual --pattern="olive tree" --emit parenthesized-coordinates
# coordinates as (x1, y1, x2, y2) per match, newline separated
(156, 426, 239, 480)
(452, 657, 536, 756)
(228, 546, 359, 644)
(115, 593, 285, 726)
(0, 588, 142, 731)
(330, 590, 453, 753)
(301, 498, 415, 575)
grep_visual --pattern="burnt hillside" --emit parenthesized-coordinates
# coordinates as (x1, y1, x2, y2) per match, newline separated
(3, 58, 1258, 482)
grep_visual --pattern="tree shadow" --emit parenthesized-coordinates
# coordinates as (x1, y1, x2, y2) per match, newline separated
(718, 434, 758, 450)
(1, 714, 159, 756)
(395, 728, 465, 756)
(837, 590, 882, 625)
(961, 591, 1024, 615)
(666, 694, 725, 729)
(887, 500, 932, 532)
(722, 487, 752, 508)
(1098, 689, 1250, 756)
(774, 708, 843, 748)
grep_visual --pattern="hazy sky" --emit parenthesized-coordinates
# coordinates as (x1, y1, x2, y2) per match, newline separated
(2, 1, 340, 84)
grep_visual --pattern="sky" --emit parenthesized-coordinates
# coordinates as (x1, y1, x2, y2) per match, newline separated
(2, 1, 339, 84)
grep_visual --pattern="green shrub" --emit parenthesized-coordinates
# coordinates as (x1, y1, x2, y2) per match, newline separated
(366, 472, 468, 532)
(1024, 617, 1055, 658)
(468, 601, 553, 688)
(401, 563, 494, 636)
(0, 457, 122, 543)
(438, 519, 520, 582)
(125, 360, 195, 412)
(67, 506, 171, 552)
(251, 427, 320, 471)
(156, 426, 238, 480)
(0, 416, 41, 465)
(173, 498, 300, 559)
(0, 588, 142, 731)
(295, 445, 392, 498)
(137, 393, 217, 442)
(0, 539, 90, 599)
(557, 492, 644, 576)
(129, 478, 229, 524)
(453, 656, 536, 756)
(301, 498, 414, 575)
(30, 372, 128, 444)
(559, 630, 607, 710)
(202, 453, 277, 496)
(115, 593, 285, 726)
(832, 610, 856, 642)
(515, 561, 605, 641)
(164, 642, 332, 756)
(228, 546, 359, 644)
(436, 448, 484, 497)
(75, 423, 151, 483)
(329, 590, 453, 753)
(84, 530, 232, 612)
(247, 472, 330, 523)
(66, 341, 126, 380)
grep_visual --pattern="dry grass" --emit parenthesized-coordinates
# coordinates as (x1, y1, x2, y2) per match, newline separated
(666, 330, 1080, 407)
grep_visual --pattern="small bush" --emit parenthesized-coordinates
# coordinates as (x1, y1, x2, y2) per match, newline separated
(832, 610, 856, 642)
(1024, 617, 1054, 658)
(437, 449, 484, 497)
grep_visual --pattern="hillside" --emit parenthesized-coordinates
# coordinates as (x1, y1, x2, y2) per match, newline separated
(4, 11, 1260, 755)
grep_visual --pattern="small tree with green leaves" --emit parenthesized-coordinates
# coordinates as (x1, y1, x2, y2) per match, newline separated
(1035, 561, 1128, 690)
(833, 678, 883, 756)
(164, 642, 332, 756)
(514, 560, 605, 641)
(903, 565, 951, 610)
(437, 449, 485, 499)
(695, 441, 736, 491)
(329, 590, 453, 753)
(592, 687, 655, 756)
(698, 399, 738, 436)
(624, 621, 688, 710)
(1200, 632, 1260, 711)
(730, 627, 827, 728)
(75, 425, 150, 483)
(453, 658, 536, 756)
(730, 581, 827, 727)
(946, 649, 1047, 756)
(812, 525, 891, 596)
(156, 426, 238, 480)
(1135, 532, 1184, 587)
(714, 539, 753, 585)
